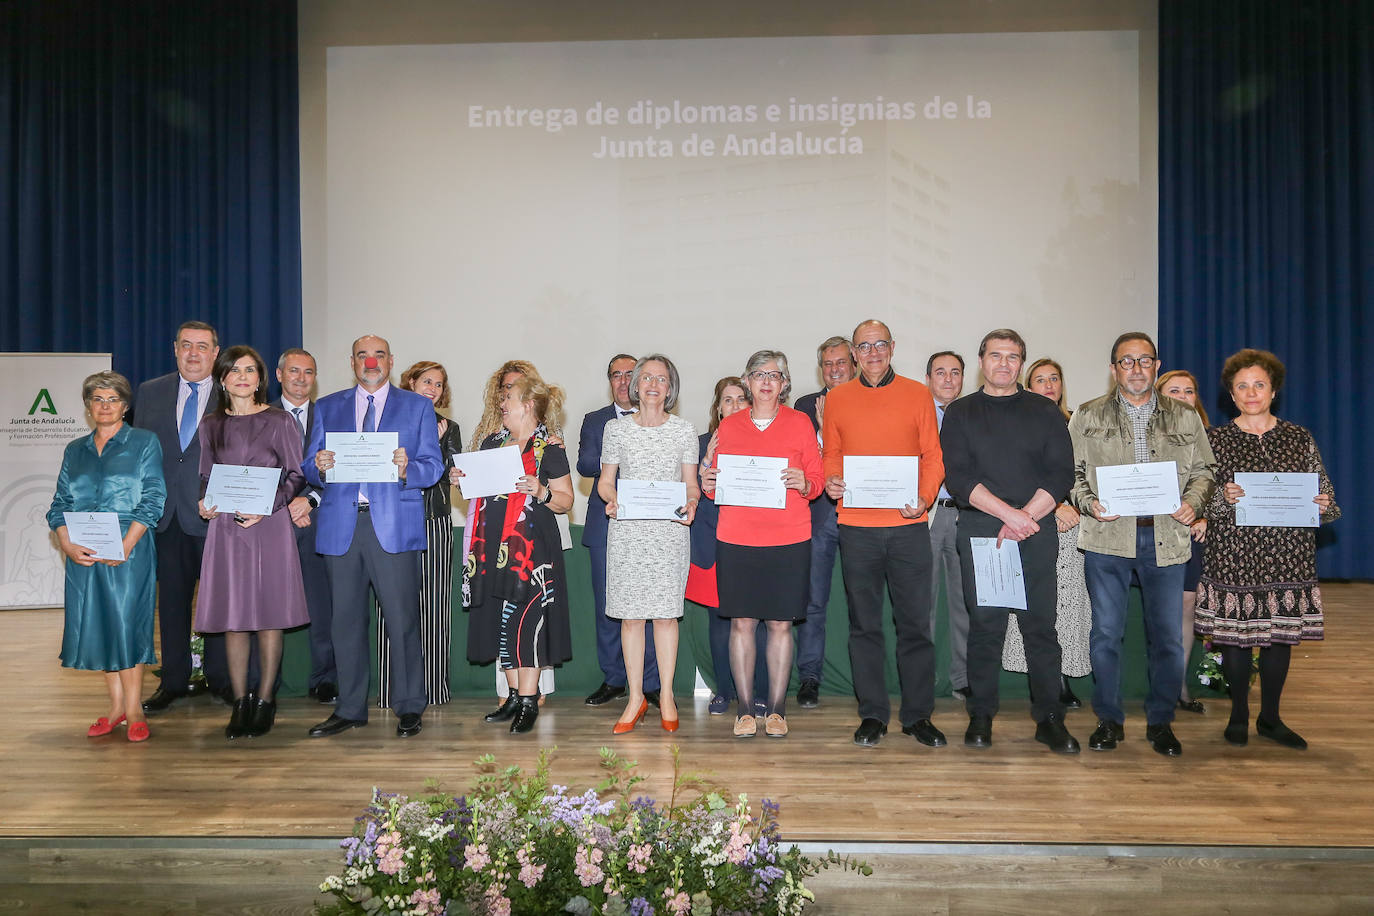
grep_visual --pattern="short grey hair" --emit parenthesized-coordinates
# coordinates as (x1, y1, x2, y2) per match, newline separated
(743, 349, 792, 403)
(816, 336, 853, 366)
(628, 353, 681, 411)
(82, 370, 132, 407)
(277, 347, 315, 371)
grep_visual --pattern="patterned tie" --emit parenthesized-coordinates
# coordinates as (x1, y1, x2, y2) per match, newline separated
(362, 395, 376, 433)
(179, 383, 198, 451)
(291, 406, 305, 443)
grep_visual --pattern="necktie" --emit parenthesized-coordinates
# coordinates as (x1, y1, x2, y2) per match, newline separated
(179, 383, 199, 451)
(291, 406, 305, 443)
(363, 395, 376, 432)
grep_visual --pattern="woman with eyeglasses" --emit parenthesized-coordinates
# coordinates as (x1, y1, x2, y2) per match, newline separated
(195, 346, 310, 739)
(701, 351, 823, 738)
(599, 354, 700, 734)
(1002, 358, 1090, 710)
(48, 371, 166, 742)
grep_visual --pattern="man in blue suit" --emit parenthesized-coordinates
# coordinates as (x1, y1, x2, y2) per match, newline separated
(579, 354, 659, 706)
(134, 320, 232, 712)
(302, 335, 443, 738)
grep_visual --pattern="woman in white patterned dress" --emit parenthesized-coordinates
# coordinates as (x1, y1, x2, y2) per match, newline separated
(599, 354, 700, 735)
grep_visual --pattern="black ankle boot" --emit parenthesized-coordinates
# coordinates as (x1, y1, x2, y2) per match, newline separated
(510, 694, 540, 734)
(484, 694, 519, 723)
(1059, 675, 1082, 709)
(246, 697, 276, 737)
(225, 693, 255, 740)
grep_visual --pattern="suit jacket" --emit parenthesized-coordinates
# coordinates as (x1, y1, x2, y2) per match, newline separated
(791, 388, 838, 528)
(132, 371, 220, 536)
(302, 384, 443, 555)
(274, 398, 323, 506)
(577, 403, 619, 548)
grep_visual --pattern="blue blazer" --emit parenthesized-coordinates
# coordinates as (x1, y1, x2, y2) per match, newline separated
(791, 388, 838, 528)
(302, 385, 443, 556)
(577, 403, 618, 548)
(131, 371, 220, 536)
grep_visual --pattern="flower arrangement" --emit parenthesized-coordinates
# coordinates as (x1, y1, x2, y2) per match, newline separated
(316, 747, 870, 916)
(1195, 639, 1259, 693)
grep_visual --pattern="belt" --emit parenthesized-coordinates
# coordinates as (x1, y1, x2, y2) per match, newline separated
(1136, 516, 1152, 527)
(355, 502, 371, 513)
(936, 498, 957, 509)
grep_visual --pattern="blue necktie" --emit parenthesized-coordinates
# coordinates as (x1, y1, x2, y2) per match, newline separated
(362, 395, 376, 432)
(179, 383, 198, 451)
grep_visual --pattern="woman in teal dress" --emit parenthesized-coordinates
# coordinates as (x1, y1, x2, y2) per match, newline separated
(47, 371, 166, 742)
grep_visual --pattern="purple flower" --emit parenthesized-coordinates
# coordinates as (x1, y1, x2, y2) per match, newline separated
(628, 897, 655, 916)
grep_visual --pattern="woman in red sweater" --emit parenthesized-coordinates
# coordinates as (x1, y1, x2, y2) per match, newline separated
(702, 350, 823, 737)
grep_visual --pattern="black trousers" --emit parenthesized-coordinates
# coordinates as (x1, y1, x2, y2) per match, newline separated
(325, 510, 425, 722)
(295, 519, 336, 688)
(154, 525, 228, 692)
(957, 511, 1063, 723)
(837, 523, 935, 725)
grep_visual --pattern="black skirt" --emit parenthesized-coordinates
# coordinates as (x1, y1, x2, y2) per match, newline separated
(716, 540, 811, 622)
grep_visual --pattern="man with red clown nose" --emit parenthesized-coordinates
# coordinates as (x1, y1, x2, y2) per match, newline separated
(302, 335, 443, 739)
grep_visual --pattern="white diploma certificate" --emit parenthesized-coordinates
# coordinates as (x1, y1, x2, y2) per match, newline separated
(1235, 472, 1320, 528)
(969, 537, 1027, 611)
(325, 432, 399, 483)
(842, 455, 920, 509)
(616, 479, 688, 520)
(204, 464, 281, 516)
(1095, 461, 1181, 517)
(715, 454, 787, 509)
(451, 446, 525, 500)
(62, 512, 125, 561)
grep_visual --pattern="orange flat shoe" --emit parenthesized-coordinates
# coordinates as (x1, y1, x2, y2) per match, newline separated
(87, 714, 127, 737)
(127, 721, 151, 742)
(612, 699, 649, 735)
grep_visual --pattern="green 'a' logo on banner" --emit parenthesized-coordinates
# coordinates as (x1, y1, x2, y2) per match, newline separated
(28, 389, 57, 416)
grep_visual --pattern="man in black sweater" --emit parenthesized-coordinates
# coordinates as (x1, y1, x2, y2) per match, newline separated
(939, 328, 1079, 754)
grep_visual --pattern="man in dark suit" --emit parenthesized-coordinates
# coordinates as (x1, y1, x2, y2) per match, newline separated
(134, 320, 231, 711)
(791, 335, 855, 708)
(274, 347, 337, 704)
(578, 353, 659, 706)
(302, 334, 442, 738)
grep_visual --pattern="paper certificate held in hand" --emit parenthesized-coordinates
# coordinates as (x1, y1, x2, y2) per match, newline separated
(715, 454, 787, 509)
(616, 480, 688, 520)
(1235, 472, 1320, 528)
(969, 537, 1026, 610)
(1095, 460, 1180, 517)
(204, 464, 282, 516)
(62, 512, 125, 561)
(451, 446, 525, 500)
(842, 455, 919, 509)
(325, 431, 400, 483)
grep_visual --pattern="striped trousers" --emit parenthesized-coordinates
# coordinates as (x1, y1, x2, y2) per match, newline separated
(377, 515, 452, 707)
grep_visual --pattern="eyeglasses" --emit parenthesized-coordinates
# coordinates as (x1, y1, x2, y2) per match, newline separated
(640, 374, 670, 386)
(749, 371, 785, 382)
(609, 371, 633, 380)
(1114, 356, 1156, 370)
(854, 340, 891, 355)
(89, 396, 124, 405)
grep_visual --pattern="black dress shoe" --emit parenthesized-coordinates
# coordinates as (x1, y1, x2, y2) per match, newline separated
(1035, 713, 1080, 754)
(853, 717, 887, 747)
(246, 697, 276, 738)
(584, 682, 626, 706)
(1059, 675, 1082, 710)
(510, 695, 540, 734)
(964, 714, 992, 748)
(225, 694, 254, 740)
(1256, 716, 1307, 750)
(484, 695, 519, 723)
(396, 713, 423, 738)
(1088, 719, 1124, 751)
(901, 719, 947, 748)
(1145, 722, 1182, 756)
(142, 687, 189, 714)
(644, 689, 661, 709)
(308, 713, 366, 738)
(1224, 721, 1248, 746)
(310, 682, 339, 705)
(797, 679, 820, 709)
(1177, 698, 1206, 714)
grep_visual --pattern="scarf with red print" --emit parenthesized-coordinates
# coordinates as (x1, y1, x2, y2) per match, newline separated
(461, 425, 551, 610)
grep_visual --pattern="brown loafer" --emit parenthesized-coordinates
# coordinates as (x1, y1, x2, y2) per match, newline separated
(733, 715, 757, 738)
(764, 713, 788, 737)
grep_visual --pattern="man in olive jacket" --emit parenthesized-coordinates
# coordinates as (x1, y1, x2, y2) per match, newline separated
(1069, 332, 1216, 758)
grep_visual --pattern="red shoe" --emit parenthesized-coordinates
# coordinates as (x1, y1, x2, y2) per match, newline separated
(612, 700, 649, 735)
(661, 705, 680, 732)
(127, 721, 151, 742)
(87, 714, 127, 737)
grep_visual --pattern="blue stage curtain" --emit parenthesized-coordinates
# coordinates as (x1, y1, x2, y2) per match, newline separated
(1159, 0, 1373, 578)
(0, 0, 301, 387)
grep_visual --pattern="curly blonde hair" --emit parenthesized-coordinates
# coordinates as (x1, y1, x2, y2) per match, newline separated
(469, 360, 558, 448)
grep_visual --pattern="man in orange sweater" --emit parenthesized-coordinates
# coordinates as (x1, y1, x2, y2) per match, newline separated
(822, 319, 947, 749)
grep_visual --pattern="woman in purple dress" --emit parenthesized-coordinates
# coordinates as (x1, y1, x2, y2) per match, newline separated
(196, 346, 309, 739)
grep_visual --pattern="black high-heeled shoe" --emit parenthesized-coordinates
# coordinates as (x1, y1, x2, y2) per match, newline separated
(484, 694, 519, 723)
(510, 695, 540, 734)
(246, 697, 276, 737)
(225, 693, 255, 740)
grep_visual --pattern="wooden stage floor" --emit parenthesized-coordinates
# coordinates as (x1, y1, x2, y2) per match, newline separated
(3, 583, 1372, 849)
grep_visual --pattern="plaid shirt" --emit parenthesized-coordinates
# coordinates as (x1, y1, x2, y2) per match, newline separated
(1118, 390, 1156, 463)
